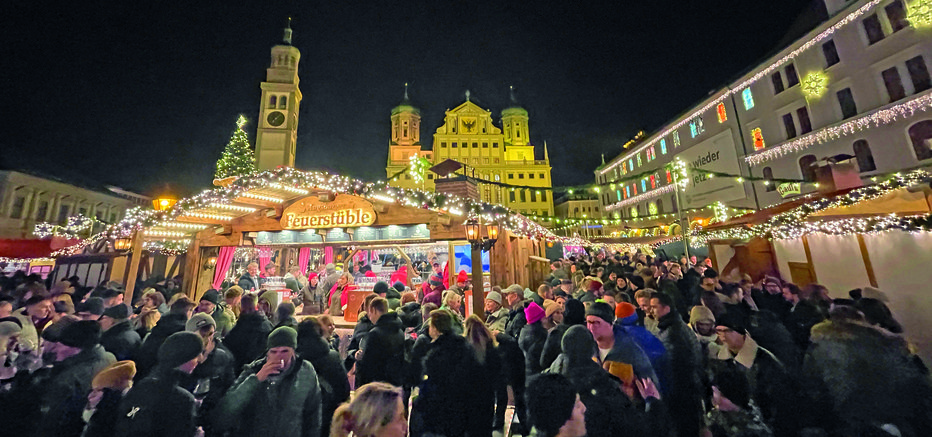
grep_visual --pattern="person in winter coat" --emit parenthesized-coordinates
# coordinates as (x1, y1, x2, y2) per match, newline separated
(502, 284, 528, 338)
(518, 301, 548, 376)
(296, 318, 350, 437)
(705, 359, 774, 437)
(212, 327, 322, 437)
(223, 293, 273, 370)
(387, 282, 404, 310)
(548, 325, 670, 437)
(781, 283, 824, 351)
(751, 277, 789, 321)
(715, 312, 797, 437)
(584, 302, 659, 396)
(345, 293, 379, 369)
(355, 298, 406, 387)
(98, 304, 141, 361)
(613, 302, 671, 395)
(134, 297, 196, 380)
(82, 360, 136, 437)
(650, 292, 704, 437)
(801, 309, 932, 436)
(293, 273, 323, 315)
(464, 315, 504, 436)
(540, 298, 585, 370)
(689, 304, 722, 359)
(525, 373, 587, 437)
(114, 331, 203, 437)
(237, 262, 262, 292)
(179, 313, 236, 437)
(328, 272, 356, 316)
(34, 320, 117, 437)
(484, 291, 509, 333)
(274, 302, 299, 330)
(196, 289, 234, 338)
(412, 309, 484, 437)
(396, 301, 423, 332)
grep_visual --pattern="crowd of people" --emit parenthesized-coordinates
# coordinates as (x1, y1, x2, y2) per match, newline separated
(1, 249, 931, 437)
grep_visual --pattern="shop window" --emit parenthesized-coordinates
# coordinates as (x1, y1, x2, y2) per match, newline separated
(751, 127, 766, 150)
(742, 88, 754, 110)
(822, 40, 840, 67)
(853, 140, 877, 172)
(717, 103, 727, 123)
(799, 154, 818, 182)
(908, 120, 932, 160)
(763, 167, 776, 192)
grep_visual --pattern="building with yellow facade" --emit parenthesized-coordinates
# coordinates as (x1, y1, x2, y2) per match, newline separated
(386, 88, 554, 216)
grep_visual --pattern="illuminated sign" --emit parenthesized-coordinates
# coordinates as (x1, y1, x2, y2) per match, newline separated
(777, 182, 801, 198)
(281, 194, 376, 229)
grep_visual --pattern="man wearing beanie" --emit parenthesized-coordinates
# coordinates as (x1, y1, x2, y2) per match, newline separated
(182, 312, 236, 437)
(689, 304, 721, 358)
(99, 303, 142, 361)
(197, 289, 233, 337)
(114, 331, 204, 437)
(34, 320, 116, 437)
(387, 281, 404, 310)
(584, 302, 658, 391)
(714, 310, 793, 434)
(540, 299, 586, 370)
(613, 302, 671, 397)
(134, 295, 197, 381)
(519, 301, 548, 376)
(525, 373, 586, 437)
(213, 326, 322, 437)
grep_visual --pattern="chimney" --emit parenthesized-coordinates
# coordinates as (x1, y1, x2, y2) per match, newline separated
(812, 155, 863, 194)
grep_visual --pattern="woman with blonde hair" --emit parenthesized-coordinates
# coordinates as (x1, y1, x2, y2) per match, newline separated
(440, 290, 464, 330)
(134, 289, 164, 337)
(463, 315, 503, 436)
(328, 272, 356, 316)
(331, 382, 407, 437)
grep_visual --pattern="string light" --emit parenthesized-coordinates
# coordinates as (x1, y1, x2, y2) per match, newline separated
(242, 192, 284, 203)
(747, 90, 932, 166)
(210, 203, 257, 213)
(604, 185, 675, 211)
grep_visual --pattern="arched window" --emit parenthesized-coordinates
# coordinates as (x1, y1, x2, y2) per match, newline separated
(908, 120, 932, 160)
(853, 140, 876, 172)
(763, 167, 776, 192)
(799, 155, 818, 182)
(269, 95, 277, 109)
(279, 95, 287, 109)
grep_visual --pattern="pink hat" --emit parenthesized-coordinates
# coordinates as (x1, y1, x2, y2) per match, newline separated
(524, 301, 545, 324)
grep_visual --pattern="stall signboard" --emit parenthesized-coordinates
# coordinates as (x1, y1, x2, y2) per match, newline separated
(281, 194, 377, 230)
(674, 129, 746, 208)
(778, 182, 801, 198)
(256, 224, 430, 245)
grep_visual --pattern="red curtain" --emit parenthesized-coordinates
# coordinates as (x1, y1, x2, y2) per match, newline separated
(211, 246, 235, 290)
(324, 246, 334, 265)
(258, 246, 272, 274)
(298, 247, 311, 274)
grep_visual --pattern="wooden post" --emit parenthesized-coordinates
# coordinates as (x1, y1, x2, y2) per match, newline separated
(123, 230, 145, 305)
(471, 245, 485, 321)
(391, 245, 415, 287)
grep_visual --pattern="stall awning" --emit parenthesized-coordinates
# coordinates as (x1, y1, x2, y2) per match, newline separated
(0, 237, 79, 258)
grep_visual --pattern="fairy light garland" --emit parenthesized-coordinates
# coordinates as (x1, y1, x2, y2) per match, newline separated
(604, 185, 676, 211)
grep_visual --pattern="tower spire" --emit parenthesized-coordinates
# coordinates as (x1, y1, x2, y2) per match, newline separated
(509, 85, 518, 104)
(465, 90, 471, 101)
(404, 82, 409, 101)
(283, 17, 293, 45)
(544, 141, 549, 161)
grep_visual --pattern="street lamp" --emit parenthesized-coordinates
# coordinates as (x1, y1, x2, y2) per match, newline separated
(465, 219, 481, 242)
(153, 195, 178, 211)
(113, 236, 132, 251)
(464, 219, 499, 252)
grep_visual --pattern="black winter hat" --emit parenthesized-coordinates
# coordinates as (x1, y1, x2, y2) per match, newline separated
(102, 303, 131, 320)
(200, 289, 221, 306)
(715, 310, 747, 335)
(373, 281, 389, 295)
(76, 297, 105, 316)
(585, 301, 615, 325)
(392, 281, 406, 293)
(59, 320, 102, 349)
(41, 316, 77, 342)
(628, 275, 645, 289)
(158, 331, 204, 368)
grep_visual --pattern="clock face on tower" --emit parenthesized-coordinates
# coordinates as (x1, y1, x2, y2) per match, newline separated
(267, 111, 286, 127)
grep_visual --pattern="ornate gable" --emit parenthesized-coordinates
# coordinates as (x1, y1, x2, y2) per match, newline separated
(436, 101, 501, 135)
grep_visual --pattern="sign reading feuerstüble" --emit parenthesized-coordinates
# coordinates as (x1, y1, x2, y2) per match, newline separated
(281, 194, 377, 229)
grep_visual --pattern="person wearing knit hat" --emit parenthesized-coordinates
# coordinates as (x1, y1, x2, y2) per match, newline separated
(198, 289, 234, 338)
(99, 303, 142, 361)
(113, 332, 201, 437)
(83, 361, 137, 436)
(447, 270, 471, 300)
(212, 325, 322, 437)
(519, 301, 548, 375)
(584, 301, 659, 388)
(484, 291, 508, 333)
(31, 318, 117, 437)
(543, 299, 564, 330)
(525, 373, 587, 437)
(92, 360, 137, 391)
(373, 281, 390, 296)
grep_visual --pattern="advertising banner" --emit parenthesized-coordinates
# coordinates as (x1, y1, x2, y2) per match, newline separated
(674, 129, 746, 208)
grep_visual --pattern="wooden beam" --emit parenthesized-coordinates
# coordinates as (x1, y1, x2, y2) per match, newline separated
(801, 235, 818, 283)
(392, 245, 414, 287)
(182, 237, 202, 298)
(856, 234, 879, 287)
(471, 245, 485, 321)
(175, 216, 235, 225)
(124, 231, 145, 305)
(232, 196, 279, 209)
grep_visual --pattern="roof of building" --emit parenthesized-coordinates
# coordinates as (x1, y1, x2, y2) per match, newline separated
(391, 84, 420, 116)
(2, 168, 149, 201)
(502, 86, 527, 117)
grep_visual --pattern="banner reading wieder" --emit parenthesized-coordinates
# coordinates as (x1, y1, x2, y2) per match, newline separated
(674, 129, 746, 208)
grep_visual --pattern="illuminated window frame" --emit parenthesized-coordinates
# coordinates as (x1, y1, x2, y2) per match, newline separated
(673, 131, 681, 147)
(660, 138, 667, 154)
(666, 170, 673, 184)
(641, 179, 647, 192)
(717, 103, 727, 123)
(742, 88, 754, 110)
(751, 127, 766, 150)
(637, 154, 642, 167)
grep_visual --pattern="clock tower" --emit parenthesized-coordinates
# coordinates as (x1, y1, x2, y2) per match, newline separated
(255, 19, 302, 170)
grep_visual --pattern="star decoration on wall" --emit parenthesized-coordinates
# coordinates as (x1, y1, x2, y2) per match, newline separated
(802, 71, 830, 100)
(908, 0, 932, 27)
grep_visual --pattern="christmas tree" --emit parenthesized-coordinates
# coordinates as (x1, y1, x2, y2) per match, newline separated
(214, 115, 258, 180)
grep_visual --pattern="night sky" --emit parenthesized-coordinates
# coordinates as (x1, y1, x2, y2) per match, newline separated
(4, 0, 820, 197)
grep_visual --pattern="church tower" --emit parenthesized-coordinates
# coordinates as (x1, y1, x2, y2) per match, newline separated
(502, 86, 534, 162)
(255, 19, 302, 170)
(387, 84, 432, 190)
